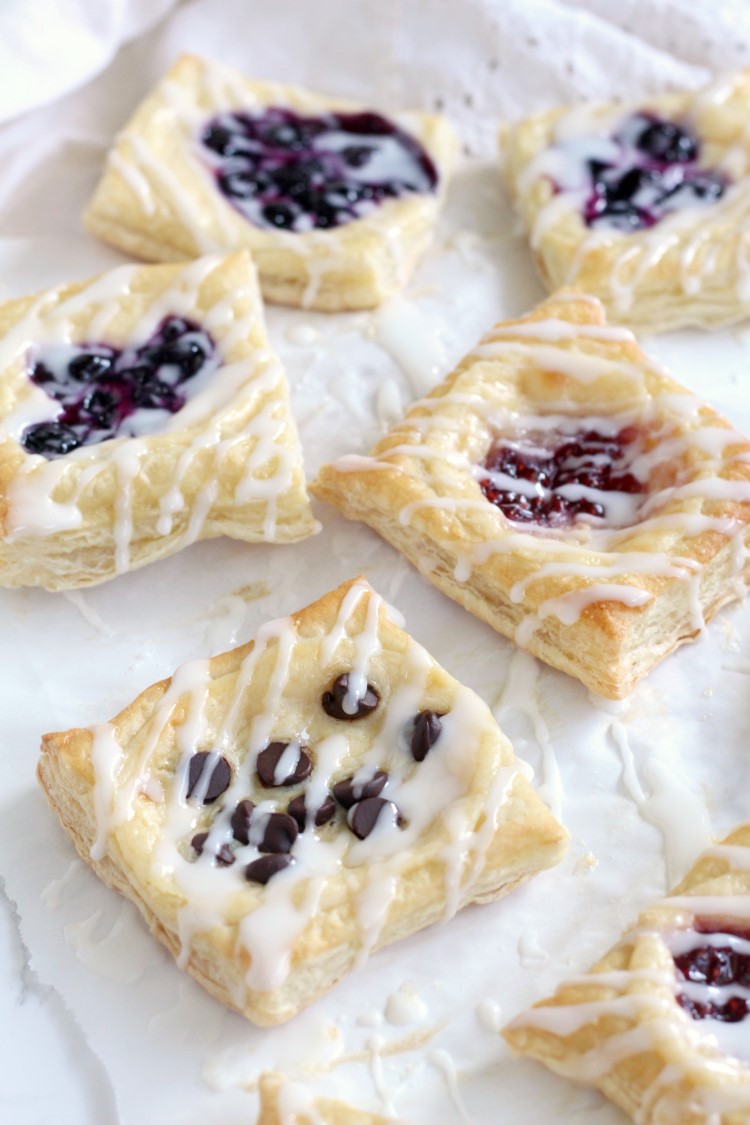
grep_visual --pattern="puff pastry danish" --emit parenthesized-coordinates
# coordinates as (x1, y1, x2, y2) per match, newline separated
(37, 577, 567, 1026)
(0, 251, 317, 589)
(312, 292, 750, 699)
(502, 70, 750, 331)
(258, 1073, 417, 1124)
(504, 823, 750, 1124)
(83, 54, 457, 312)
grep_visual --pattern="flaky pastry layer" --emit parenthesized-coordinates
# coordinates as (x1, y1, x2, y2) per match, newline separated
(312, 292, 750, 698)
(0, 252, 317, 589)
(84, 54, 457, 311)
(504, 824, 750, 1124)
(38, 577, 567, 1026)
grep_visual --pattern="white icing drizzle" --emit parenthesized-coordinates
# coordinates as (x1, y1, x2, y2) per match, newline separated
(88, 580, 524, 1001)
(609, 719, 712, 884)
(514, 79, 750, 313)
(2, 255, 306, 571)
(326, 304, 750, 674)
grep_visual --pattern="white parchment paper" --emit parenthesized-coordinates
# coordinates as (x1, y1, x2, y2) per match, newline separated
(1, 3, 750, 1123)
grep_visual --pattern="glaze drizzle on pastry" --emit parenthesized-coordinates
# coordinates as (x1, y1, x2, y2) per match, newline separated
(73, 579, 552, 1016)
(0, 254, 315, 580)
(313, 293, 750, 697)
(502, 71, 750, 327)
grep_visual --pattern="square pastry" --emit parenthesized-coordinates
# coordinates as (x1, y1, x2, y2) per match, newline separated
(83, 54, 457, 312)
(37, 577, 567, 1026)
(0, 252, 318, 590)
(312, 292, 750, 699)
(504, 824, 750, 1123)
(502, 70, 750, 331)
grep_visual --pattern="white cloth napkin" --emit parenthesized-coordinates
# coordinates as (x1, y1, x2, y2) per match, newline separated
(0, 0, 179, 124)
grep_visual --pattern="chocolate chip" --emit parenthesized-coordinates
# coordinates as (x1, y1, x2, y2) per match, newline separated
(322, 673, 379, 720)
(258, 811, 299, 854)
(256, 741, 313, 788)
(244, 854, 294, 885)
(410, 710, 443, 762)
(190, 832, 235, 867)
(186, 752, 232, 804)
(215, 844, 236, 868)
(230, 799, 255, 845)
(287, 792, 337, 831)
(347, 797, 400, 841)
(332, 769, 388, 809)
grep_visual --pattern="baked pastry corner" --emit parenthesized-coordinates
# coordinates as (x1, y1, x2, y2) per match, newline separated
(502, 69, 750, 331)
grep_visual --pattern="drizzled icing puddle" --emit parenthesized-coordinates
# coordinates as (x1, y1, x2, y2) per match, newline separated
(478, 425, 647, 528)
(667, 923, 750, 1063)
(21, 316, 217, 459)
(551, 113, 730, 233)
(200, 106, 438, 233)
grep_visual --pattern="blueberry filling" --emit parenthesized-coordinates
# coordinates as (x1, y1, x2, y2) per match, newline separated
(673, 924, 750, 1024)
(479, 427, 645, 528)
(21, 316, 216, 459)
(200, 106, 438, 233)
(570, 113, 730, 232)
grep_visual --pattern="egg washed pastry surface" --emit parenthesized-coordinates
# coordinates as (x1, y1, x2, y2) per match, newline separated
(257, 1073, 423, 1124)
(504, 823, 750, 1124)
(0, 251, 317, 590)
(312, 292, 750, 699)
(83, 54, 457, 312)
(37, 577, 567, 1026)
(502, 69, 750, 331)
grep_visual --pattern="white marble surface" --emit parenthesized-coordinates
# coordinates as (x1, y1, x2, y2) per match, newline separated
(2, 3, 750, 1123)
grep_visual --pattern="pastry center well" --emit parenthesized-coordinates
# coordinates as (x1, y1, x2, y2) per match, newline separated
(199, 106, 439, 233)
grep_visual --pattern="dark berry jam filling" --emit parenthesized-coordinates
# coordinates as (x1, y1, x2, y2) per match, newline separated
(21, 316, 216, 459)
(200, 106, 438, 233)
(673, 923, 750, 1025)
(479, 426, 646, 528)
(555, 112, 729, 233)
